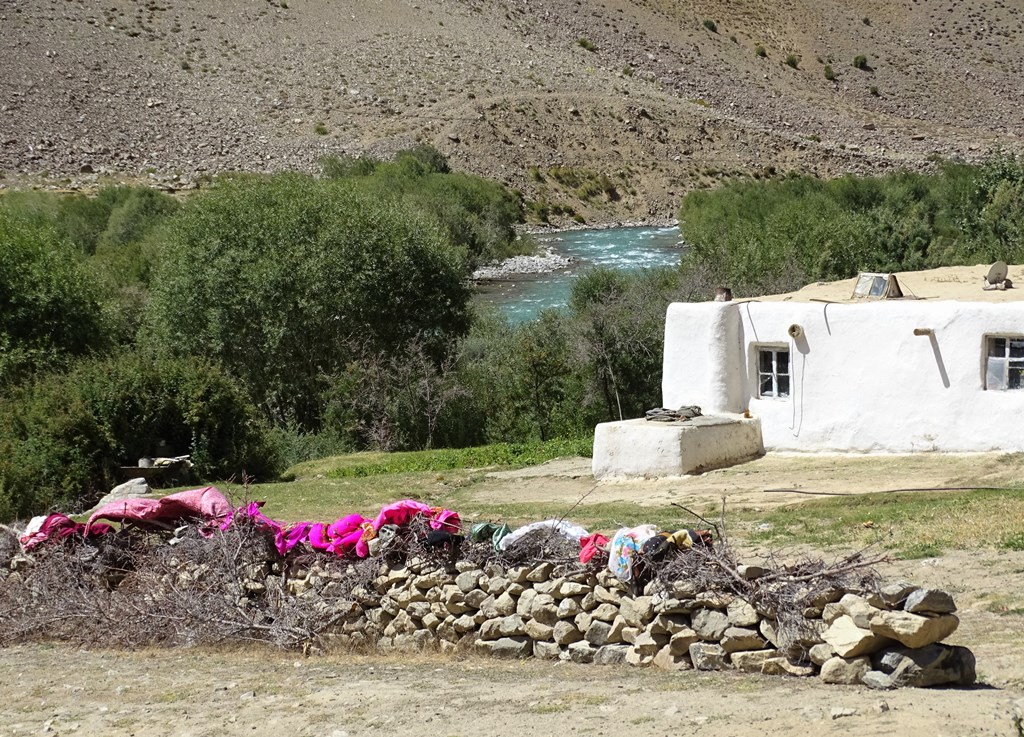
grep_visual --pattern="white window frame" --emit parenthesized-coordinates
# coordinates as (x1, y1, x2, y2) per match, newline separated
(754, 344, 791, 400)
(984, 335, 1024, 391)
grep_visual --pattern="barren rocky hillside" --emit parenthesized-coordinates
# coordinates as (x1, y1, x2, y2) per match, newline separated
(3, 0, 1023, 221)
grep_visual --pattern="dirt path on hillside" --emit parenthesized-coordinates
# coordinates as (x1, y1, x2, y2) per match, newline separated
(477, 453, 1024, 511)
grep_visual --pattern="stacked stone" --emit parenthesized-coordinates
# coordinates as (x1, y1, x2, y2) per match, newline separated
(816, 583, 975, 689)
(299, 557, 973, 689)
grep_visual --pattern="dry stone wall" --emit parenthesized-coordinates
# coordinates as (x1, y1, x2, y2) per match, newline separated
(300, 557, 975, 689)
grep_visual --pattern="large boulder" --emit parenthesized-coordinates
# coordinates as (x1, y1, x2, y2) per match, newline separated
(869, 612, 958, 649)
(865, 644, 976, 688)
(823, 615, 892, 658)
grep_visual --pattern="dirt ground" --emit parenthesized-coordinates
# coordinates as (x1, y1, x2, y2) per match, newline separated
(479, 451, 1024, 511)
(3, 454, 1023, 736)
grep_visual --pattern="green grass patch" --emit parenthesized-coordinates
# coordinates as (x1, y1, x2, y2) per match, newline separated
(289, 437, 593, 480)
(737, 488, 1024, 558)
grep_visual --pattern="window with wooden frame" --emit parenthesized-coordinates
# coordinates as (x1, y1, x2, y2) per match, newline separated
(756, 346, 790, 399)
(985, 335, 1024, 390)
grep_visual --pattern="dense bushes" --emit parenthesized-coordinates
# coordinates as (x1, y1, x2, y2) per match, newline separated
(0, 208, 108, 388)
(142, 174, 470, 428)
(678, 157, 1024, 296)
(321, 146, 525, 267)
(0, 354, 278, 520)
(8, 153, 1024, 520)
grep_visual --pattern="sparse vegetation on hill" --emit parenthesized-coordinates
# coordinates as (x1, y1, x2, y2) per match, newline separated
(4, 0, 1024, 220)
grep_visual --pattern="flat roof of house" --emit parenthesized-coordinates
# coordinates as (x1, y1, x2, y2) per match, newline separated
(756, 263, 1024, 303)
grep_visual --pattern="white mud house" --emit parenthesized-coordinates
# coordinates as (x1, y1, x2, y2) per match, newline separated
(594, 264, 1024, 478)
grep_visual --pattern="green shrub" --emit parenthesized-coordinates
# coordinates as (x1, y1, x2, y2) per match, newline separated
(703, 19, 717, 33)
(824, 65, 836, 81)
(677, 156, 1024, 296)
(1001, 531, 1024, 551)
(869, 85, 880, 96)
(0, 208, 108, 388)
(142, 173, 472, 429)
(321, 154, 380, 178)
(576, 38, 597, 52)
(322, 146, 522, 266)
(785, 54, 800, 69)
(314, 122, 328, 135)
(853, 54, 869, 70)
(755, 45, 767, 57)
(0, 353, 279, 520)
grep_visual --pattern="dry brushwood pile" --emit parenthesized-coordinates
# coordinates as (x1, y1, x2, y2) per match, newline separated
(0, 510, 975, 690)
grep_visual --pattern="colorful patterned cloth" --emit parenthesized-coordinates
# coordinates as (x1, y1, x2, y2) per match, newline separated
(607, 524, 658, 582)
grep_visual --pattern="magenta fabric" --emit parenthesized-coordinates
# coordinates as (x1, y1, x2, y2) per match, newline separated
(85, 486, 232, 535)
(579, 533, 610, 564)
(31, 492, 460, 560)
(20, 514, 113, 550)
(371, 499, 461, 534)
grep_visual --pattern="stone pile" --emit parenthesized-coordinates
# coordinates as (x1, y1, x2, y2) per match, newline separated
(283, 557, 974, 689)
(471, 248, 574, 280)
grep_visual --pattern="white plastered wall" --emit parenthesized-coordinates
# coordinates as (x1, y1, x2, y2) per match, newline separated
(662, 300, 1024, 452)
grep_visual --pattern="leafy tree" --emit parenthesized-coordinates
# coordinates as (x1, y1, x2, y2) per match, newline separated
(0, 208, 108, 388)
(142, 174, 471, 428)
(322, 146, 524, 267)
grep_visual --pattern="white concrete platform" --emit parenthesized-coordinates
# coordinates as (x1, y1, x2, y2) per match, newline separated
(592, 414, 764, 479)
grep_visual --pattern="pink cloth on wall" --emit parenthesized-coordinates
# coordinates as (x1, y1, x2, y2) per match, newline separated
(85, 486, 232, 535)
(371, 499, 461, 535)
(20, 514, 113, 551)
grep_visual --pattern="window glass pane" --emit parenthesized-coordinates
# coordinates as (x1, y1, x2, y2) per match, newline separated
(760, 375, 774, 396)
(777, 375, 790, 397)
(989, 337, 1007, 357)
(1010, 366, 1023, 390)
(1009, 339, 1024, 358)
(987, 358, 1006, 390)
(776, 350, 789, 374)
(759, 350, 773, 372)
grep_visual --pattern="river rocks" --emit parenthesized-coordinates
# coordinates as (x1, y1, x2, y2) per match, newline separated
(472, 248, 574, 280)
